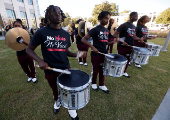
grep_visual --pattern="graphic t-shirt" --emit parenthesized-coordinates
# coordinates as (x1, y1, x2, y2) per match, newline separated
(107, 25, 114, 38)
(88, 25, 109, 55)
(117, 22, 136, 47)
(31, 26, 71, 73)
(136, 24, 148, 42)
(75, 28, 83, 44)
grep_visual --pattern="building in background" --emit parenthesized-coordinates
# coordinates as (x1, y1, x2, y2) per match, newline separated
(111, 12, 160, 27)
(0, 0, 40, 36)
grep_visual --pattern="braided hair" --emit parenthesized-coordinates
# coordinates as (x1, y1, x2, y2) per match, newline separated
(137, 15, 148, 26)
(98, 11, 110, 20)
(44, 5, 66, 25)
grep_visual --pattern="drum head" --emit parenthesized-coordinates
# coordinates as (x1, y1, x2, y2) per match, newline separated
(133, 47, 151, 54)
(106, 54, 127, 62)
(58, 70, 89, 87)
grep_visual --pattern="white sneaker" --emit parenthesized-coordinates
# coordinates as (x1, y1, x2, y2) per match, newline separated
(91, 84, 97, 89)
(99, 85, 108, 91)
(54, 100, 61, 109)
(123, 73, 130, 78)
(68, 110, 77, 118)
(79, 62, 83, 65)
(135, 64, 142, 69)
(99, 85, 109, 94)
(32, 78, 37, 83)
(129, 62, 131, 66)
(84, 63, 87, 66)
(27, 77, 32, 83)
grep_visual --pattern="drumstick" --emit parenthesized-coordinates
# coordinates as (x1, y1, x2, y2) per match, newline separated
(92, 51, 114, 58)
(36, 65, 71, 74)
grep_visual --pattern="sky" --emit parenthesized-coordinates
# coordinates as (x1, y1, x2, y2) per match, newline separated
(38, 0, 170, 18)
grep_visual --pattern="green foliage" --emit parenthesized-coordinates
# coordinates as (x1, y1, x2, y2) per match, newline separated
(88, 17, 97, 25)
(63, 12, 71, 27)
(120, 10, 131, 14)
(92, 1, 119, 21)
(155, 8, 170, 24)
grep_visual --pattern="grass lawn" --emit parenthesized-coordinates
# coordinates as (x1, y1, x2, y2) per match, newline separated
(0, 38, 170, 120)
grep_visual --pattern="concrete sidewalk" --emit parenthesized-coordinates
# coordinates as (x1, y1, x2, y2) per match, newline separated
(0, 36, 5, 40)
(152, 88, 170, 120)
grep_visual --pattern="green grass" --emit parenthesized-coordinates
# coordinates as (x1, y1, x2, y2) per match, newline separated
(0, 38, 170, 120)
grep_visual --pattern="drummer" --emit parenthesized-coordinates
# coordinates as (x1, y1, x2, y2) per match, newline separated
(26, 5, 81, 120)
(13, 19, 37, 83)
(107, 18, 115, 53)
(113, 12, 141, 78)
(75, 19, 89, 66)
(82, 11, 117, 94)
(134, 15, 156, 68)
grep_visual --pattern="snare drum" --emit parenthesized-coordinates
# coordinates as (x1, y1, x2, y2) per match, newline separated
(146, 43, 162, 56)
(57, 69, 91, 110)
(131, 47, 151, 65)
(103, 54, 127, 77)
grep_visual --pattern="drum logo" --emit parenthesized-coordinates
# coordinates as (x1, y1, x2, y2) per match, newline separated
(71, 95, 75, 107)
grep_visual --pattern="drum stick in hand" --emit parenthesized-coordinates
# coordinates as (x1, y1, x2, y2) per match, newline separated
(36, 65, 71, 74)
(91, 50, 114, 58)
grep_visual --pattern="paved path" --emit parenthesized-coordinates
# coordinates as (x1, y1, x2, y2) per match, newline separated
(152, 88, 170, 120)
(0, 36, 5, 40)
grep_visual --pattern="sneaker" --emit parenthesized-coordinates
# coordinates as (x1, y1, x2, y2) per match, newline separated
(68, 110, 78, 119)
(79, 62, 83, 65)
(27, 77, 32, 83)
(123, 73, 130, 78)
(32, 78, 38, 83)
(91, 84, 98, 91)
(135, 64, 142, 69)
(129, 62, 131, 66)
(84, 63, 87, 66)
(54, 99, 61, 114)
(99, 85, 109, 94)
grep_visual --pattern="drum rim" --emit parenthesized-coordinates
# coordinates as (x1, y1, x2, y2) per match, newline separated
(57, 69, 91, 90)
(106, 53, 128, 62)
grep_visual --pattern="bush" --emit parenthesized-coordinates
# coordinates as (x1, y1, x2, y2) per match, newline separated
(149, 30, 169, 38)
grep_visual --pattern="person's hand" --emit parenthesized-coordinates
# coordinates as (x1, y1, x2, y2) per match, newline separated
(38, 60, 48, 70)
(91, 47, 99, 53)
(113, 38, 120, 43)
(122, 41, 128, 46)
(139, 37, 144, 43)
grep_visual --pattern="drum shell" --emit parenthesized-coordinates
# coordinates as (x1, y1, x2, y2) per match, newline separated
(103, 54, 127, 77)
(57, 70, 91, 110)
(146, 43, 162, 57)
(131, 47, 151, 65)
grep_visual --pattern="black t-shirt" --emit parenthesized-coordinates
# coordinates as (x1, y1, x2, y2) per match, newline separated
(16, 49, 27, 56)
(72, 26, 75, 33)
(136, 24, 148, 42)
(88, 25, 109, 56)
(31, 26, 71, 73)
(107, 25, 114, 38)
(75, 28, 83, 44)
(117, 22, 136, 47)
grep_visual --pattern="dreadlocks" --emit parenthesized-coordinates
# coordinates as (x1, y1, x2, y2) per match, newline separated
(44, 5, 66, 25)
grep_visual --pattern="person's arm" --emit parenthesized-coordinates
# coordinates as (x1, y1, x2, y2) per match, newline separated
(67, 49, 77, 57)
(81, 34, 99, 53)
(26, 43, 48, 70)
(113, 30, 128, 46)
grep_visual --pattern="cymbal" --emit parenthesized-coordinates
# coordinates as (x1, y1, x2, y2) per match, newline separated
(85, 21, 90, 35)
(110, 21, 118, 35)
(5, 28, 30, 51)
(78, 21, 85, 38)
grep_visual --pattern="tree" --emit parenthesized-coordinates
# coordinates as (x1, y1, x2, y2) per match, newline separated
(120, 10, 131, 14)
(71, 18, 77, 24)
(63, 12, 71, 27)
(88, 17, 97, 25)
(92, 1, 119, 21)
(155, 8, 170, 24)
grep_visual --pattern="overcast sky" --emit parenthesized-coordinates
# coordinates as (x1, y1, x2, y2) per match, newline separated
(38, 0, 170, 18)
